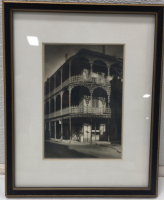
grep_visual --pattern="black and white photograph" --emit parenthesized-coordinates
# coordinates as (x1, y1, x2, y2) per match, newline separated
(44, 44, 123, 159)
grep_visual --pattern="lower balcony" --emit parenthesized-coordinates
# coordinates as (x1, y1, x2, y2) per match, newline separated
(45, 106, 111, 119)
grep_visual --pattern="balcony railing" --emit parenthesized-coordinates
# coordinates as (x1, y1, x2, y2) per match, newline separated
(62, 107, 69, 115)
(71, 75, 110, 85)
(45, 75, 111, 100)
(71, 106, 106, 114)
(45, 106, 111, 119)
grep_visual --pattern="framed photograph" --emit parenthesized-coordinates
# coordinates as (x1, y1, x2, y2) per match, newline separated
(3, 1, 163, 198)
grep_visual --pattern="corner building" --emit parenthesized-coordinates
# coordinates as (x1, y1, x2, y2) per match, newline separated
(44, 49, 123, 143)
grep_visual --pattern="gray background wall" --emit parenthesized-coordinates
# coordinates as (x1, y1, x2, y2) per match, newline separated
(0, 0, 163, 166)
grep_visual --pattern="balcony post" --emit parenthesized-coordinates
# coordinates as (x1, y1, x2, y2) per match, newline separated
(69, 117, 71, 142)
(60, 119, 63, 141)
(107, 62, 115, 77)
(60, 91, 63, 116)
(108, 94, 110, 108)
(107, 88, 111, 109)
(90, 91, 93, 113)
(61, 68, 63, 88)
(108, 118, 110, 143)
(90, 63, 93, 77)
(95, 124, 96, 141)
(54, 121, 56, 140)
(54, 98, 56, 116)
(49, 122, 51, 138)
(69, 86, 72, 113)
(84, 96, 90, 113)
(90, 117, 92, 144)
(107, 67, 110, 76)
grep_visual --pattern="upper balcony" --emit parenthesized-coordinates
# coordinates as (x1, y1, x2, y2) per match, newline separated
(44, 54, 123, 97)
(45, 74, 112, 100)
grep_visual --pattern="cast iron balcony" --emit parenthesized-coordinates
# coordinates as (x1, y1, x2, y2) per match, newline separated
(45, 106, 111, 119)
(45, 75, 111, 100)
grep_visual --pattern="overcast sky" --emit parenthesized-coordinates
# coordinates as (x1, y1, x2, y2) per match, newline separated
(44, 45, 123, 81)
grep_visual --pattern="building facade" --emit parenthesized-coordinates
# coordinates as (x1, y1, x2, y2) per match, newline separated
(44, 48, 123, 143)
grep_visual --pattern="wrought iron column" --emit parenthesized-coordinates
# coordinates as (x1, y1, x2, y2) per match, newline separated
(60, 119, 63, 141)
(90, 63, 93, 77)
(108, 94, 110, 108)
(107, 88, 111, 109)
(49, 122, 51, 138)
(54, 98, 56, 113)
(90, 117, 92, 144)
(107, 88, 111, 143)
(107, 62, 114, 77)
(107, 67, 110, 76)
(95, 124, 96, 141)
(84, 96, 90, 113)
(90, 91, 93, 113)
(61, 68, 62, 87)
(54, 121, 56, 140)
(69, 87, 72, 113)
(60, 92, 63, 116)
(69, 117, 71, 142)
(108, 118, 110, 143)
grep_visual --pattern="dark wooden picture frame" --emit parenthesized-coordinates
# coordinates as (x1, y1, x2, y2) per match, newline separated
(3, 1, 164, 197)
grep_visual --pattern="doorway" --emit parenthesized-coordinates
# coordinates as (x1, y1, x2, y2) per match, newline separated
(83, 124, 91, 142)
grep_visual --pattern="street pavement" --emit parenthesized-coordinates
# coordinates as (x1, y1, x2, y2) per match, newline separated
(44, 139, 121, 159)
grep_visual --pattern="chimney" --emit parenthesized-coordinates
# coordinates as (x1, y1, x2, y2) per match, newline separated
(102, 46, 105, 54)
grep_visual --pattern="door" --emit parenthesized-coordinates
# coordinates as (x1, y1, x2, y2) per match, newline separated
(83, 124, 91, 142)
(99, 124, 106, 141)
